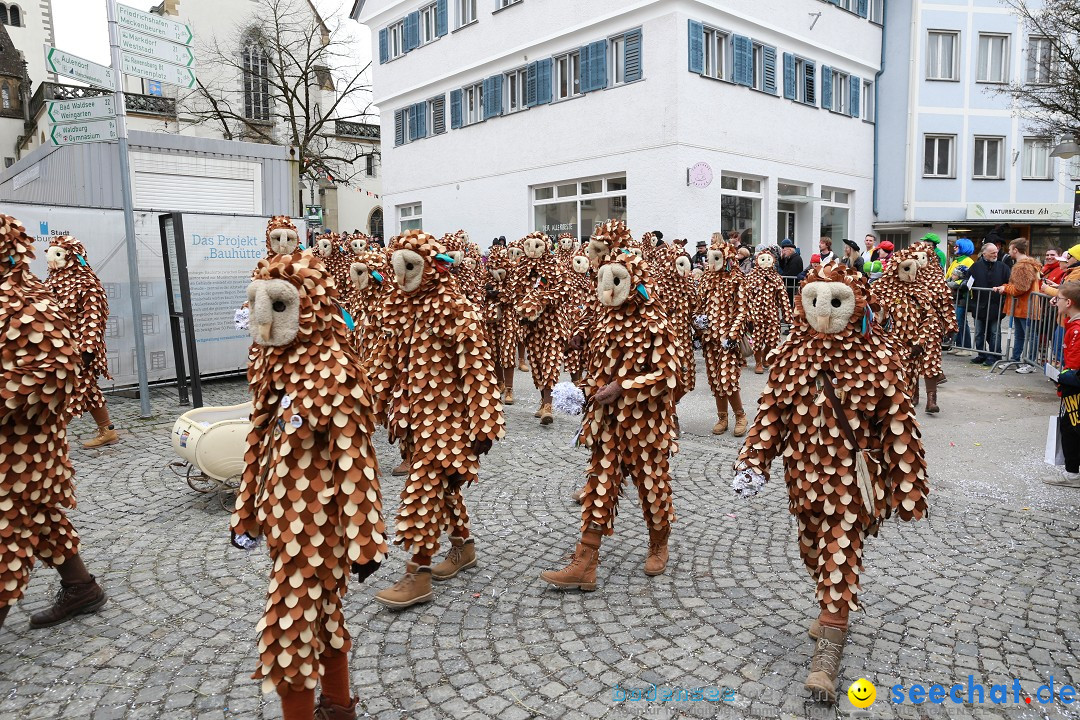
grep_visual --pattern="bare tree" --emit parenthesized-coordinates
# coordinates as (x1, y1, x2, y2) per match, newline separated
(997, 0, 1080, 140)
(178, 0, 379, 212)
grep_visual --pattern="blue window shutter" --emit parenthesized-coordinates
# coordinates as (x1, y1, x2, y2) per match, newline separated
(450, 89, 462, 129)
(804, 62, 816, 105)
(416, 102, 428, 137)
(394, 109, 405, 145)
(379, 29, 389, 63)
(850, 75, 860, 117)
(821, 65, 832, 109)
(482, 77, 492, 118)
(828, 0, 840, 5)
(482, 76, 502, 119)
(595, 39, 610, 88)
(763, 45, 777, 94)
(579, 44, 592, 93)
(493, 74, 503, 115)
(526, 61, 538, 107)
(436, 0, 448, 36)
(623, 30, 641, 83)
(404, 12, 420, 52)
(733, 35, 752, 86)
(536, 58, 553, 104)
(783, 53, 796, 99)
(857, 0, 869, 17)
(688, 20, 704, 74)
(407, 104, 418, 140)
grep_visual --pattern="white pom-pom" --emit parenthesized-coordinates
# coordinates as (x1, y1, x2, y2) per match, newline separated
(732, 467, 766, 498)
(234, 307, 250, 331)
(693, 314, 709, 330)
(551, 381, 585, 415)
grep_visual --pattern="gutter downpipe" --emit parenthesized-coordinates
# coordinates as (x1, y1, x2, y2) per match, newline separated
(873, 0, 887, 218)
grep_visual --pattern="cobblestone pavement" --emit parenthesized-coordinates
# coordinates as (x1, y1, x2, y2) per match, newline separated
(1, 357, 1078, 720)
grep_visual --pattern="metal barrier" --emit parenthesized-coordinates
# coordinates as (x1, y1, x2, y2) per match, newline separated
(1013, 292, 1061, 373)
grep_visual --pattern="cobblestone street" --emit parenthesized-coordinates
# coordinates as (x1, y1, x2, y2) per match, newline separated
(1, 357, 1077, 720)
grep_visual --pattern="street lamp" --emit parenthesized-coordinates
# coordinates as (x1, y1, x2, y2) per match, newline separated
(1050, 133, 1080, 159)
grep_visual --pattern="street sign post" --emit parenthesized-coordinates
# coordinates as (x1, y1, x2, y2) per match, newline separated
(116, 3, 193, 45)
(44, 46, 115, 90)
(46, 95, 116, 124)
(50, 118, 119, 146)
(121, 53, 196, 88)
(119, 27, 195, 67)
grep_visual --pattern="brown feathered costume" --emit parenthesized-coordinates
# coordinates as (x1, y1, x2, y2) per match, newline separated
(652, 244, 697, 402)
(697, 239, 751, 435)
(483, 245, 520, 402)
(745, 250, 790, 373)
(562, 250, 595, 383)
(368, 230, 506, 608)
(541, 250, 680, 590)
(734, 262, 928, 701)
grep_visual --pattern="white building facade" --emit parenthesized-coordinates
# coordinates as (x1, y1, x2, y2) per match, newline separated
(875, 0, 1077, 255)
(353, 0, 885, 254)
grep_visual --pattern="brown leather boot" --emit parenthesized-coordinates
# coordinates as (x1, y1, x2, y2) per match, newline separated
(534, 402, 543, 418)
(504, 387, 515, 405)
(315, 695, 358, 720)
(911, 378, 920, 407)
(391, 459, 410, 477)
(804, 625, 847, 702)
(82, 424, 119, 449)
(374, 562, 433, 609)
(540, 528, 602, 591)
(672, 415, 681, 439)
(925, 377, 940, 414)
(571, 487, 585, 504)
(539, 403, 553, 425)
(431, 537, 476, 581)
(518, 358, 529, 372)
(712, 413, 728, 435)
(29, 576, 107, 628)
(733, 413, 749, 437)
(643, 526, 670, 576)
(808, 618, 822, 640)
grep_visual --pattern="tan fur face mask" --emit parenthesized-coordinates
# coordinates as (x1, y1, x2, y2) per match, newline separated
(392, 249, 425, 292)
(800, 281, 856, 335)
(268, 228, 299, 255)
(247, 278, 302, 346)
(596, 262, 632, 307)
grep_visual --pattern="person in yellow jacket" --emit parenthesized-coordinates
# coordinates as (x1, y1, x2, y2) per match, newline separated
(945, 238, 977, 353)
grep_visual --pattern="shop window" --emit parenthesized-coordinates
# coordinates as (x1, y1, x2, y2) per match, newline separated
(398, 202, 422, 232)
(720, 173, 762, 247)
(532, 173, 626, 238)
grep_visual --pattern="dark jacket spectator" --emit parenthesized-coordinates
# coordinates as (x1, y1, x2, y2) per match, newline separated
(968, 248, 1011, 319)
(779, 249, 803, 277)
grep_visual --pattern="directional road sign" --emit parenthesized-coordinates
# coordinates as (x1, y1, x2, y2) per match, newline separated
(50, 118, 119, 146)
(46, 96, 116, 124)
(45, 47, 116, 90)
(121, 53, 196, 89)
(119, 27, 195, 67)
(117, 3, 193, 46)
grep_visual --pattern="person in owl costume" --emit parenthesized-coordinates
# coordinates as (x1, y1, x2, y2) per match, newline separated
(313, 233, 352, 295)
(368, 230, 506, 609)
(515, 231, 572, 424)
(745, 249, 790, 374)
(345, 248, 389, 367)
(506, 239, 530, 372)
(911, 245, 957, 386)
(870, 248, 951, 414)
(44, 235, 118, 448)
(0, 214, 106, 634)
(555, 232, 578, 272)
(652, 244, 697, 435)
(441, 233, 484, 312)
(563, 250, 595, 384)
(541, 250, 679, 590)
(733, 262, 929, 702)
(483, 244, 520, 405)
(232, 251, 387, 720)
(698, 239, 752, 436)
(265, 216, 301, 260)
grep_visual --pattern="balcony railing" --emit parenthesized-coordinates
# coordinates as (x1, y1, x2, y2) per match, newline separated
(335, 120, 380, 139)
(29, 82, 176, 121)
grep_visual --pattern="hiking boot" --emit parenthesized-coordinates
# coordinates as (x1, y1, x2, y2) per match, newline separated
(925, 379, 939, 414)
(315, 696, 358, 720)
(540, 403, 554, 425)
(518, 359, 530, 372)
(754, 364, 764, 374)
(374, 562, 433, 609)
(712, 413, 728, 435)
(672, 415, 680, 439)
(808, 618, 822, 640)
(732, 413, 749, 437)
(431, 537, 476, 581)
(1045, 471, 1080, 488)
(804, 626, 847, 702)
(504, 387, 515, 405)
(644, 526, 670, 576)
(540, 529, 602, 591)
(29, 576, 107, 628)
(82, 425, 119, 449)
(571, 487, 585, 505)
(391, 459, 410, 477)
(534, 402, 543, 418)
(970, 356, 986, 364)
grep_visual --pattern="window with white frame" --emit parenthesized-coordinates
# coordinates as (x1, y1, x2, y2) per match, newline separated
(977, 33, 1010, 83)
(862, 78, 874, 122)
(533, 174, 627, 238)
(927, 31, 959, 81)
(702, 26, 729, 81)
(924, 134, 956, 178)
(719, 174, 762, 247)
(610, 33, 626, 86)
(973, 136, 1004, 179)
(837, 0, 855, 11)
(398, 203, 422, 232)
(463, 82, 483, 125)
(868, 0, 884, 24)
(419, 3, 438, 45)
(751, 42, 766, 92)
(555, 51, 581, 100)
(1023, 137, 1053, 180)
(820, 187, 851, 246)
(830, 69, 850, 114)
(497, 0, 521, 8)
(366, 154, 375, 176)
(388, 20, 405, 60)
(1027, 36, 1054, 85)
(505, 67, 528, 112)
(457, 0, 476, 27)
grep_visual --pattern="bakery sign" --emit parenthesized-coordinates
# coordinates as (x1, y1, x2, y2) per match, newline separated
(966, 202, 1071, 222)
(688, 162, 713, 189)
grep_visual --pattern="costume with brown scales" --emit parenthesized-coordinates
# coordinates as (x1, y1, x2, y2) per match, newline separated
(562, 249, 595, 384)
(232, 251, 388, 719)
(483, 245, 521, 404)
(312, 233, 353, 295)
(555, 232, 578, 272)
(367, 230, 506, 609)
(345, 248, 390, 368)
(651, 243, 697, 403)
(541, 250, 680, 591)
(0, 214, 106, 636)
(745, 250, 790, 374)
(733, 262, 928, 702)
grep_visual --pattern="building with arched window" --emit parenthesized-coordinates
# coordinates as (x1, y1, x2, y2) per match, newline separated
(0, 22, 26, 168)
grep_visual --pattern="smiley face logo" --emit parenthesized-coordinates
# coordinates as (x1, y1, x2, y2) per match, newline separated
(847, 678, 876, 708)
